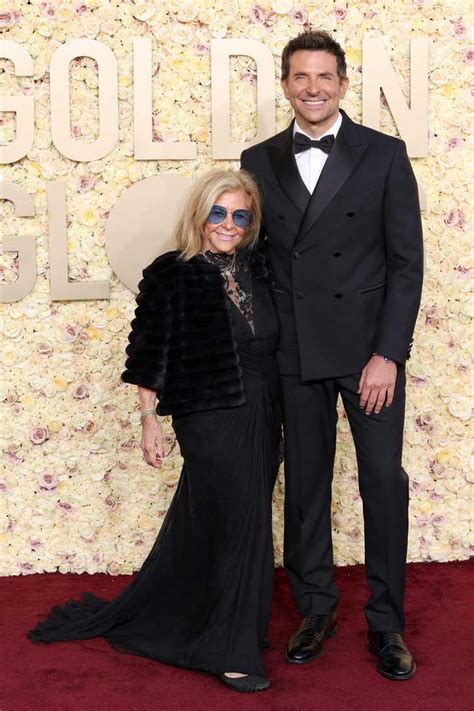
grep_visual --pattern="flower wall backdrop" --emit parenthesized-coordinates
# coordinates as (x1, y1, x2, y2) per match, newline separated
(0, 0, 472, 575)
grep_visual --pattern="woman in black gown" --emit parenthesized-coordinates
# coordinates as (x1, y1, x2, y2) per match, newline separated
(28, 169, 282, 693)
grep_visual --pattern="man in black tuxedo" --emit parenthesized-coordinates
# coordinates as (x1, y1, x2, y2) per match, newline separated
(241, 31, 423, 680)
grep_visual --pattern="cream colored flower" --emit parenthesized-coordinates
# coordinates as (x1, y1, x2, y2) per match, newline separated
(271, 0, 292, 13)
(447, 395, 472, 421)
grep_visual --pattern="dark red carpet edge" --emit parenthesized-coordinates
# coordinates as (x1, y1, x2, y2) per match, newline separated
(1, 561, 472, 711)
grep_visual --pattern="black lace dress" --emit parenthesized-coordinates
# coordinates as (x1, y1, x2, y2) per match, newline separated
(28, 250, 282, 677)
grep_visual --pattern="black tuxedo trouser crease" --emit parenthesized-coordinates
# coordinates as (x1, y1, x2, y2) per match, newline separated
(281, 368, 408, 632)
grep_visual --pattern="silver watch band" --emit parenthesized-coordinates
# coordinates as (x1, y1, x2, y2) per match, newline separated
(372, 352, 394, 364)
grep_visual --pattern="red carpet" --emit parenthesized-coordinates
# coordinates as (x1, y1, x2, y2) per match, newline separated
(1, 561, 472, 711)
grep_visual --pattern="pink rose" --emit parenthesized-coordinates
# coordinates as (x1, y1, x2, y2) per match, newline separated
(265, 12, 277, 26)
(195, 43, 209, 55)
(72, 384, 89, 399)
(290, 7, 308, 25)
(241, 71, 256, 85)
(463, 48, 474, 64)
(30, 426, 49, 445)
(74, 2, 89, 15)
(414, 413, 434, 432)
(84, 420, 98, 435)
(411, 376, 427, 386)
(447, 136, 461, 149)
(430, 462, 447, 478)
(454, 20, 468, 40)
(41, 2, 57, 19)
(64, 324, 80, 341)
(334, 7, 347, 20)
(20, 562, 35, 575)
(105, 495, 118, 510)
(5, 448, 22, 463)
(422, 305, 441, 327)
(0, 10, 21, 28)
(249, 4, 266, 24)
(58, 501, 73, 512)
(349, 528, 361, 541)
(416, 516, 429, 527)
(0, 480, 8, 494)
(453, 265, 470, 275)
(444, 208, 464, 228)
(38, 471, 58, 491)
(77, 176, 95, 193)
(38, 342, 53, 356)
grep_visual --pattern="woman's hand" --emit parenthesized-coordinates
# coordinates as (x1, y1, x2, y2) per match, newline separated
(140, 415, 165, 468)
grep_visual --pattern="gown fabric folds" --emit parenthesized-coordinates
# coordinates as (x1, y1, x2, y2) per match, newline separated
(28, 257, 282, 677)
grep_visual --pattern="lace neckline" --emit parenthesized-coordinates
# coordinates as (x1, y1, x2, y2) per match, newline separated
(202, 250, 254, 335)
(203, 250, 237, 273)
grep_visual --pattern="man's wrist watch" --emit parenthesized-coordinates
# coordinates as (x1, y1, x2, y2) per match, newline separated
(372, 352, 395, 364)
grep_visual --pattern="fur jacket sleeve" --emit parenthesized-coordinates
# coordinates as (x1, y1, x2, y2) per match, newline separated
(121, 249, 268, 416)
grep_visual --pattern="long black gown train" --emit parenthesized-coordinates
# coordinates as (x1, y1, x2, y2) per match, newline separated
(28, 253, 281, 677)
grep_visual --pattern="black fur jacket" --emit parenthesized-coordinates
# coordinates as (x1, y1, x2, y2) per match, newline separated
(121, 248, 269, 416)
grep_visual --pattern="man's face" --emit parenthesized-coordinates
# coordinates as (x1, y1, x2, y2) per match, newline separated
(281, 50, 349, 137)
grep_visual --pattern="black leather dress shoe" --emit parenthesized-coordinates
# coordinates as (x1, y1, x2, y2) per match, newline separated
(286, 612, 337, 664)
(368, 631, 416, 680)
(214, 673, 270, 692)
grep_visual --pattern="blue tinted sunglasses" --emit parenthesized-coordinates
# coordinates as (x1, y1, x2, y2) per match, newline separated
(207, 204, 253, 229)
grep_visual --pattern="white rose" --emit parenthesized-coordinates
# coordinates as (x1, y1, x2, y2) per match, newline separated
(272, 0, 293, 13)
(447, 395, 472, 421)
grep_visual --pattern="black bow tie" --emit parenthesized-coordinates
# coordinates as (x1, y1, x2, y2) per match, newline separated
(293, 132, 335, 155)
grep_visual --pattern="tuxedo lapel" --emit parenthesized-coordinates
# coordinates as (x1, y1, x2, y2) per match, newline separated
(295, 114, 368, 246)
(268, 121, 311, 215)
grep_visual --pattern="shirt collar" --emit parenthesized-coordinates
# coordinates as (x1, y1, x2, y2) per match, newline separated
(293, 110, 343, 140)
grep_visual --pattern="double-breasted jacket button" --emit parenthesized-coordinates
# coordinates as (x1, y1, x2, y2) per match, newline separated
(333, 252, 341, 257)
(293, 251, 301, 260)
(296, 291, 304, 300)
(278, 213, 285, 220)
(346, 211, 355, 217)
(334, 293, 343, 299)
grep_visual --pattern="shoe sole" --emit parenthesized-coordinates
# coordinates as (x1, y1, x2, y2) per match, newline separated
(214, 675, 270, 692)
(368, 645, 417, 681)
(222, 683, 270, 693)
(285, 624, 337, 665)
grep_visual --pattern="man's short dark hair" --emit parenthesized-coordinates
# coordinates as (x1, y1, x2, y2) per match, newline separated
(281, 31, 347, 81)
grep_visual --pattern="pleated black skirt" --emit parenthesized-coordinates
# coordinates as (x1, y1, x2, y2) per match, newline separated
(28, 351, 281, 676)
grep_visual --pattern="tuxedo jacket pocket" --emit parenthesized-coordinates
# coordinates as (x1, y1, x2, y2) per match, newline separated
(359, 282, 386, 295)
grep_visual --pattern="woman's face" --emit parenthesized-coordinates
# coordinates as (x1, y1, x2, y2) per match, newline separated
(202, 188, 252, 255)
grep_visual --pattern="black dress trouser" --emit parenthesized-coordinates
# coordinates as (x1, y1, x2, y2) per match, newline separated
(281, 367, 408, 632)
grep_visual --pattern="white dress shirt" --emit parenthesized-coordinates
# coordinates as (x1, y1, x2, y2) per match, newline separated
(293, 111, 343, 194)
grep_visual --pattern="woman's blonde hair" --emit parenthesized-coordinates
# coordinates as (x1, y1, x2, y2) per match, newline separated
(174, 169, 262, 260)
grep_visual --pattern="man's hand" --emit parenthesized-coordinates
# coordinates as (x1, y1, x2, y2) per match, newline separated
(140, 415, 165, 468)
(358, 355, 397, 415)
